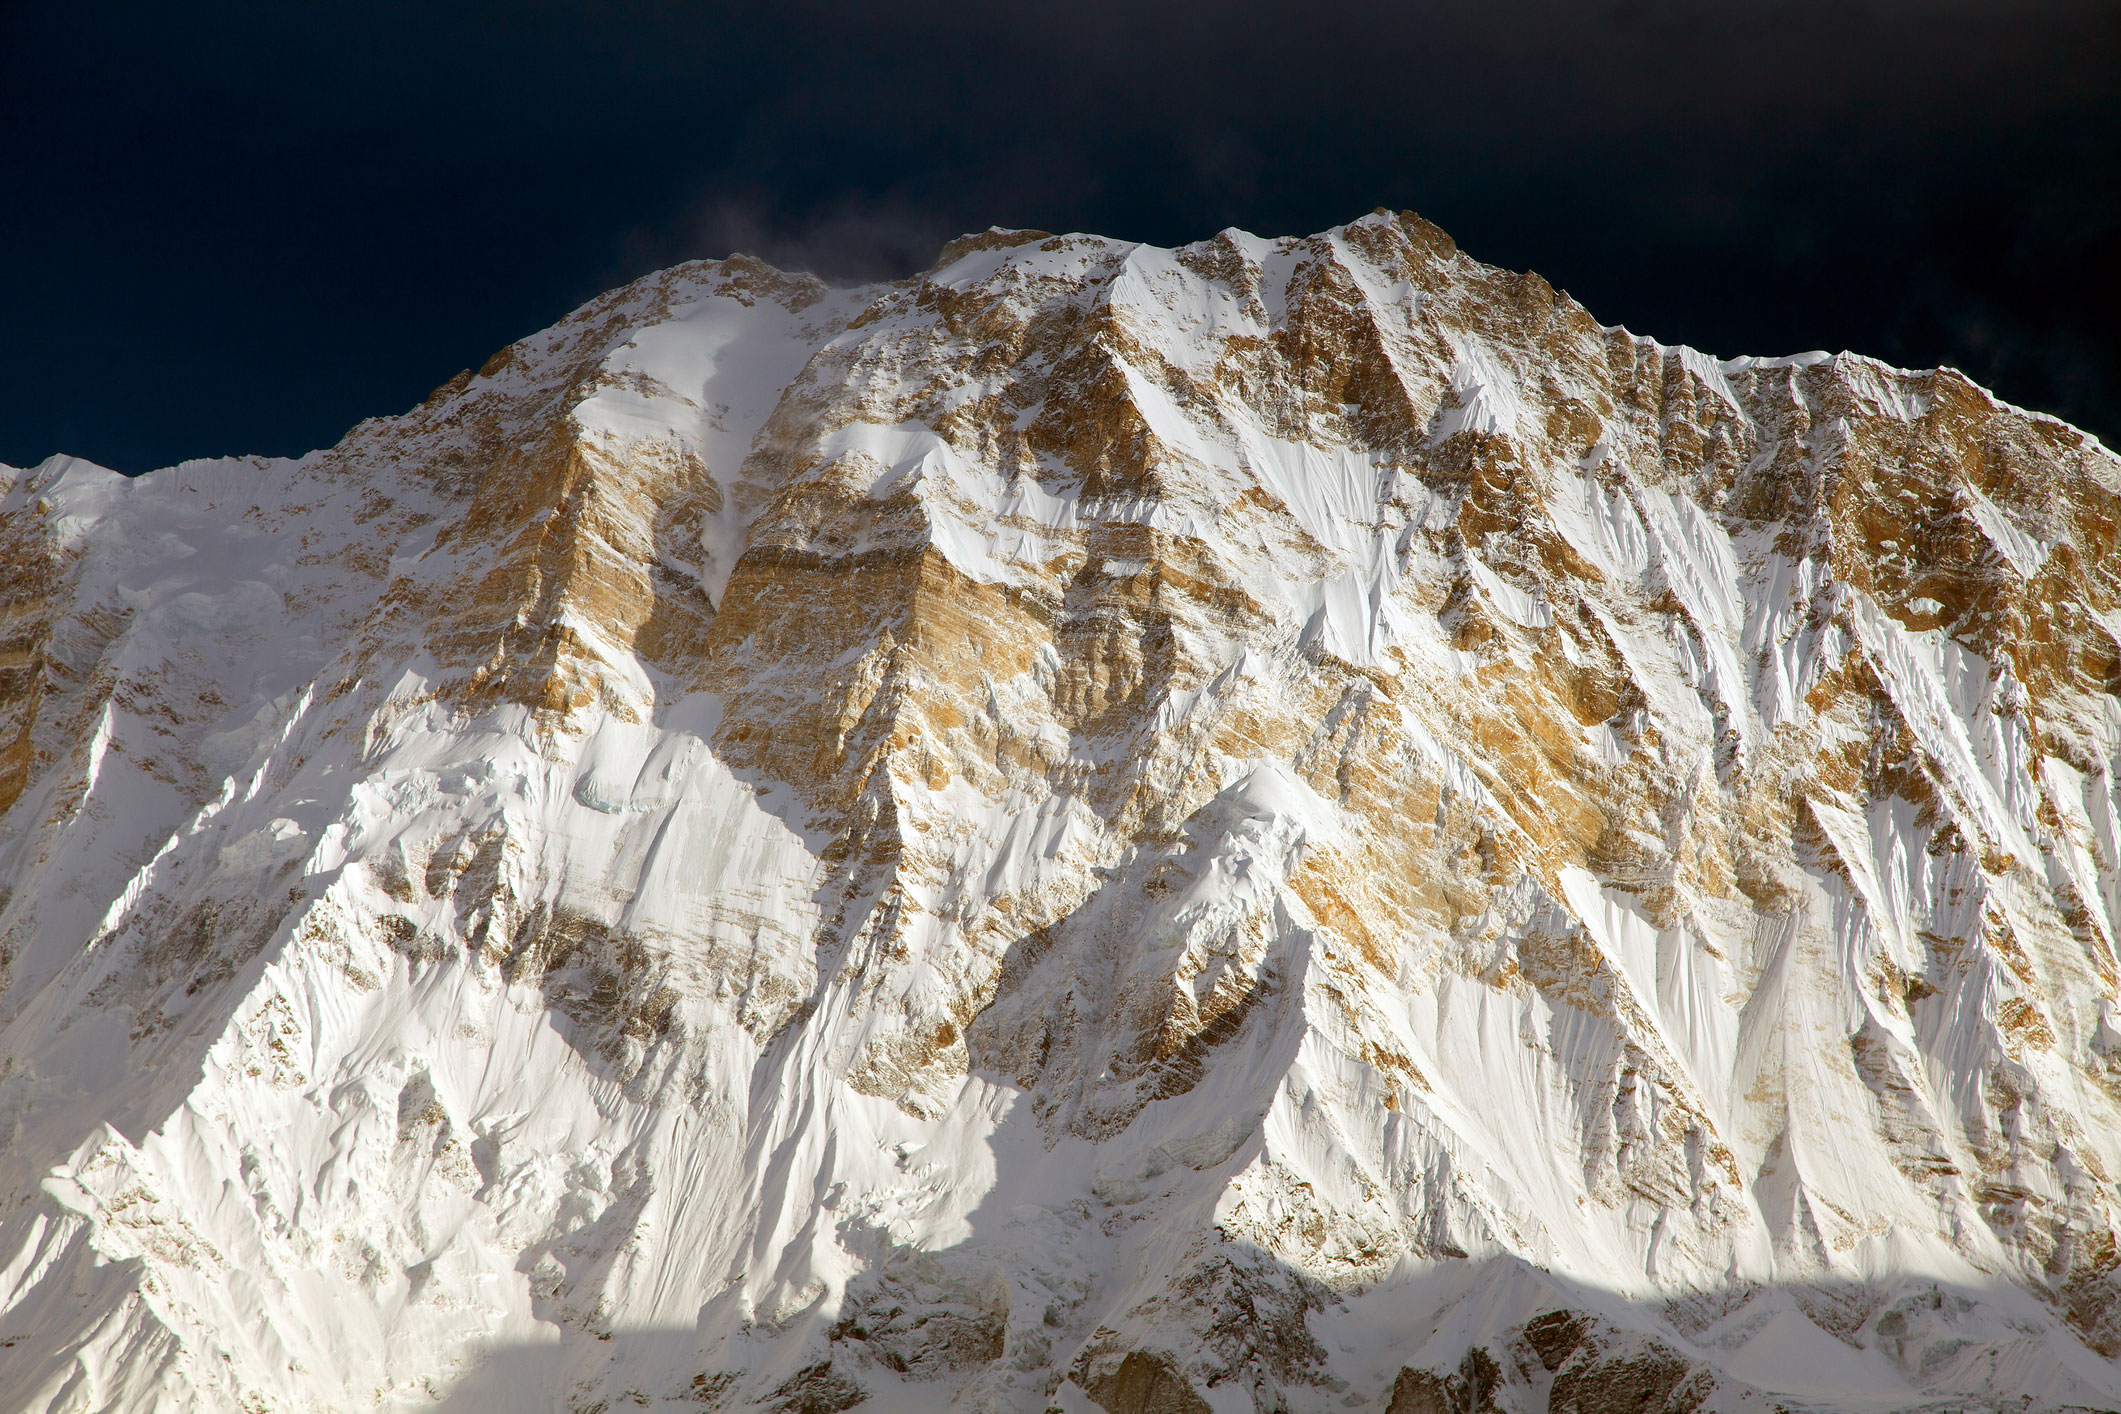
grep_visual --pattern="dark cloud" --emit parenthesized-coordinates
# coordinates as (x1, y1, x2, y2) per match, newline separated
(3, 1, 2116, 470)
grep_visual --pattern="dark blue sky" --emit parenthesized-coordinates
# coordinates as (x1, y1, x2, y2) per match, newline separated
(5, 1, 2117, 472)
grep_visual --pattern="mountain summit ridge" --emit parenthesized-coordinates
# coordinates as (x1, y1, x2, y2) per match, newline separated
(1, 211, 2118, 1412)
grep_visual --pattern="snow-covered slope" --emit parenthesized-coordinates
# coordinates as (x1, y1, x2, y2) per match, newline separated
(2, 215, 2119, 1413)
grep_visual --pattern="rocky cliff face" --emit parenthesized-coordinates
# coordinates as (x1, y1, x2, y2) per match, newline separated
(1, 212, 2118, 1413)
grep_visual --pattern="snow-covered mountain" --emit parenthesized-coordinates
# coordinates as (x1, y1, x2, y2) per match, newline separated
(2, 212, 2118, 1413)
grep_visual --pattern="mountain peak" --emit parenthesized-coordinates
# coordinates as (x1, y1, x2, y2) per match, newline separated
(2, 215, 2118, 1411)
